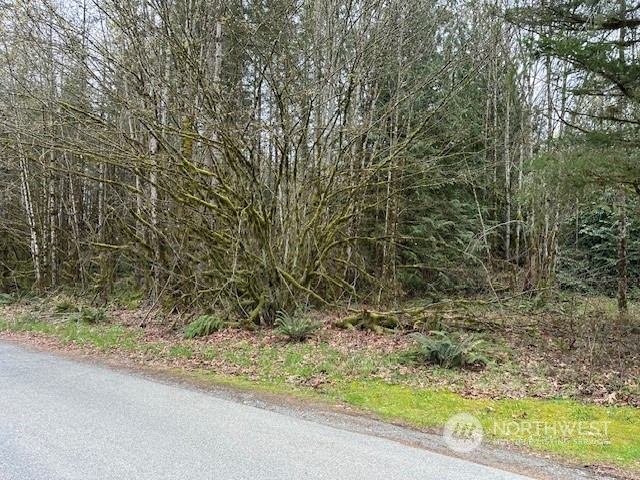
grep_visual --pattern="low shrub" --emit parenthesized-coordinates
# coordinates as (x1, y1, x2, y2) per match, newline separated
(54, 298, 79, 315)
(274, 312, 322, 342)
(411, 330, 487, 369)
(76, 307, 110, 324)
(184, 315, 225, 339)
(0, 293, 15, 306)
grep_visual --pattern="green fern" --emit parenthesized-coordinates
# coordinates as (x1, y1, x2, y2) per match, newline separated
(184, 315, 225, 339)
(0, 294, 15, 306)
(411, 331, 487, 368)
(54, 298, 79, 315)
(76, 307, 109, 324)
(274, 312, 321, 342)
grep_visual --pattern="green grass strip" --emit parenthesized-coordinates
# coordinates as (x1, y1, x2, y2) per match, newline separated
(1, 317, 638, 472)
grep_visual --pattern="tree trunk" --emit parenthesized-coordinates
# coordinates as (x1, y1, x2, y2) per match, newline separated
(19, 159, 43, 291)
(617, 192, 628, 316)
(504, 79, 511, 264)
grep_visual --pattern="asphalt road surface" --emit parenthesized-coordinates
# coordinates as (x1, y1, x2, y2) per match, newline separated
(0, 341, 533, 480)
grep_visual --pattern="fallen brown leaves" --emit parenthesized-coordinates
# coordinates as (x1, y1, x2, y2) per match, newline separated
(1, 298, 639, 408)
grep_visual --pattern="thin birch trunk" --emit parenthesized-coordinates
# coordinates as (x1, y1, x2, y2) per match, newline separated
(504, 79, 511, 264)
(20, 159, 43, 290)
(67, 166, 82, 281)
(47, 147, 57, 287)
(380, 2, 404, 297)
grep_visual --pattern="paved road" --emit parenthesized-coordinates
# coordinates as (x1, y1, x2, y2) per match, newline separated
(0, 342, 532, 480)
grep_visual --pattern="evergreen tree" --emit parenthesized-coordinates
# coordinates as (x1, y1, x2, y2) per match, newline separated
(509, 0, 640, 312)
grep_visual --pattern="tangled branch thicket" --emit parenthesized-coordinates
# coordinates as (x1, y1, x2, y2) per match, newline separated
(0, 0, 496, 322)
(3, 0, 636, 323)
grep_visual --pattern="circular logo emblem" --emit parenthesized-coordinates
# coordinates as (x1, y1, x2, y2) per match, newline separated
(443, 413, 483, 453)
